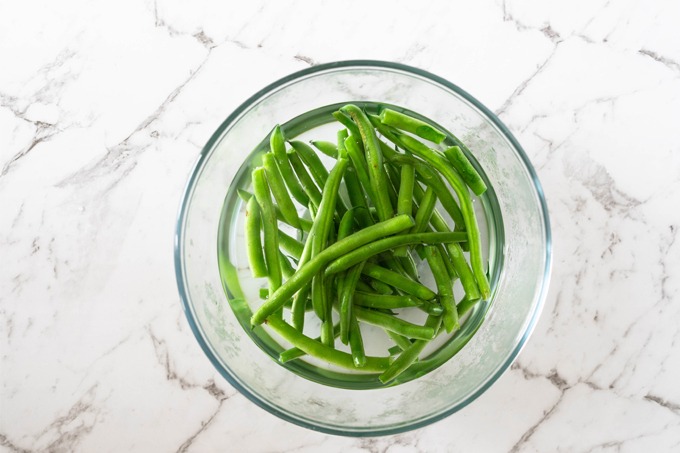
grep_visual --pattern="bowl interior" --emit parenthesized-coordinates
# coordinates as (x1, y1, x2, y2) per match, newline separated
(175, 61, 551, 435)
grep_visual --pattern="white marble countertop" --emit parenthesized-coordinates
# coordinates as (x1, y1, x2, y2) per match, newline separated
(2, 0, 679, 451)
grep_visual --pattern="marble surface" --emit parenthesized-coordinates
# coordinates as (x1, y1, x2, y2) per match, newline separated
(1, 0, 679, 451)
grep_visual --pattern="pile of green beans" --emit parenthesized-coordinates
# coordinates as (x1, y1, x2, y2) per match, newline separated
(243, 104, 489, 384)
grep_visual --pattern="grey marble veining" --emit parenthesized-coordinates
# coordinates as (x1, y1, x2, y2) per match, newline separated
(1, 0, 679, 451)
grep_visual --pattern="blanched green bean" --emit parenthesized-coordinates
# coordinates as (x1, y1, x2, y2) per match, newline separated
(270, 126, 308, 205)
(262, 153, 301, 229)
(252, 168, 282, 296)
(394, 163, 415, 256)
(332, 111, 364, 152)
(413, 187, 437, 234)
(245, 197, 267, 278)
(380, 108, 447, 144)
(368, 278, 394, 295)
(279, 324, 341, 363)
(344, 136, 376, 203)
(340, 105, 394, 222)
(443, 145, 487, 196)
(277, 229, 303, 260)
(287, 150, 322, 210)
(425, 246, 459, 333)
(311, 140, 338, 159)
(289, 140, 329, 189)
(348, 314, 366, 367)
(362, 262, 435, 300)
(354, 306, 435, 340)
(326, 231, 467, 275)
(267, 316, 389, 372)
(354, 292, 423, 309)
(340, 262, 364, 344)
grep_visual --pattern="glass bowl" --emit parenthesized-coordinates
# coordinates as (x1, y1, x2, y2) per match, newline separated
(175, 60, 551, 436)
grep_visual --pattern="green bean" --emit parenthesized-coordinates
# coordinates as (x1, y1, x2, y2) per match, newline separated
(278, 250, 296, 279)
(386, 331, 413, 351)
(394, 162, 415, 256)
(266, 316, 389, 372)
(262, 153, 301, 229)
(344, 165, 373, 228)
(326, 231, 466, 275)
(354, 306, 435, 340)
(337, 128, 349, 156)
(379, 108, 447, 144)
(239, 189, 312, 232)
(340, 262, 364, 344)
(371, 119, 490, 299)
(259, 287, 269, 300)
(291, 284, 310, 331)
(340, 105, 394, 222)
(388, 344, 403, 356)
(321, 277, 334, 347)
(252, 168, 282, 296)
(413, 187, 437, 233)
(362, 262, 435, 300)
(270, 126, 308, 205)
(337, 209, 355, 241)
(333, 111, 364, 152)
(444, 145, 487, 196)
(446, 242, 481, 301)
(245, 197, 267, 278)
(310, 158, 348, 318)
(355, 280, 374, 293)
(398, 254, 419, 281)
(348, 314, 366, 367)
(250, 215, 415, 325)
(287, 150, 322, 210)
(311, 140, 339, 159)
(279, 324, 341, 363)
(425, 246, 458, 333)
(354, 292, 422, 309)
(457, 296, 481, 318)
(368, 278, 394, 295)
(289, 140, 329, 189)
(379, 314, 442, 383)
(277, 229, 303, 260)
(384, 164, 399, 212)
(344, 136, 376, 203)
(419, 298, 444, 316)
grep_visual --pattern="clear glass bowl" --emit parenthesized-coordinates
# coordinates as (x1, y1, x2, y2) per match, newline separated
(174, 61, 551, 436)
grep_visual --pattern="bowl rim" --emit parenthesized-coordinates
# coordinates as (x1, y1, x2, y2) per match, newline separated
(174, 59, 552, 436)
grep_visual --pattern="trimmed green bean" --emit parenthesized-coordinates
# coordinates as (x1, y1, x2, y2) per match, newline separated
(355, 280, 374, 293)
(368, 278, 394, 295)
(311, 140, 339, 159)
(340, 262, 364, 344)
(337, 209, 355, 241)
(413, 186, 437, 233)
(371, 119, 490, 299)
(321, 277, 334, 347)
(344, 165, 373, 228)
(354, 306, 435, 340)
(267, 316, 389, 372)
(394, 163, 415, 256)
(344, 136, 376, 203)
(270, 126, 308, 205)
(326, 231, 467, 275)
(251, 215, 415, 325)
(379, 314, 442, 383)
(348, 314, 366, 367)
(380, 108, 447, 144)
(446, 242, 481, 301)
(262, 153, 301, 229)
(245, 197, 267, 278)
(398, 254, 419, 281)
(278, 229, 303, 260)
(386, 331, 413, 351)
(259, 287, 269, 300)
(289, 140, 329, 189)
(279, 324, 341, 363)
(362, 262, 435, 300)
(239, 189, 312, 232)
(278, 250, 295, 279)
(354, 292, 422, 309)
(287, 150, 322, 210)
(252, 168, 282, 296)
(340, 105, 394, 222)
(444, 145, 487, 196)
(332, 111, 364, 152)
(425, 246, 459, 333)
